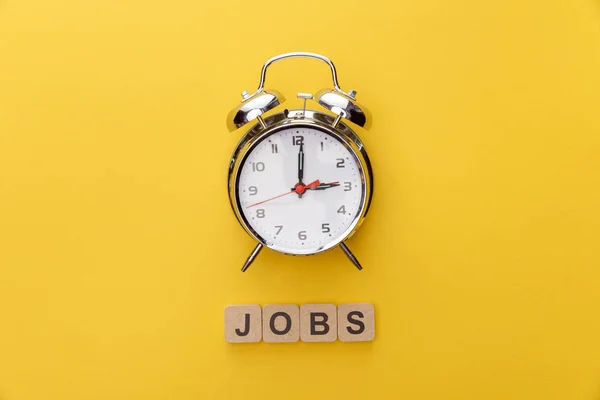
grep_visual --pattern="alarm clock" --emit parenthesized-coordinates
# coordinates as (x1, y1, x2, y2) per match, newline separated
(226, 52, 373, 272)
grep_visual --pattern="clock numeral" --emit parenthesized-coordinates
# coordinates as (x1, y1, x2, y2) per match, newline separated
(337, 205, 346, 214)
(251, 162, 265, 172)
(344, 182, 352, 191)
(298, 231, 307, 240)
(321, 223, 330, 233)
(271, 144, 278, 154)
(275, 225, 283, 235)
(257, 209, 265, 218)
(249, 186, 258, 195)
(336, 158, 345, 168)
(320, 142, 324, 151)
(292, 136, 304, 146)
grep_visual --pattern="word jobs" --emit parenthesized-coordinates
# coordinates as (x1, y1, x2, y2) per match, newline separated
(225, 303, 375, 343)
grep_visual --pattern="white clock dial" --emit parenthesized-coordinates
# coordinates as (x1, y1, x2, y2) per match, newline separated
(235, 126, 366, 255)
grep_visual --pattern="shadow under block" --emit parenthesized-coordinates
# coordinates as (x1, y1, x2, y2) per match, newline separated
(224, 304, 262, 343)
(337, 303, 375, 342)
(300, 304, 337, 342)
(262, 304, 300, 343)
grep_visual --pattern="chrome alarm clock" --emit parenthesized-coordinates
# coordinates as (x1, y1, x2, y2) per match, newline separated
(227, 52, 373, 272)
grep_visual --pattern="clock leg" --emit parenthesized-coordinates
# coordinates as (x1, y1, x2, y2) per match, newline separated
(339, 242, 363, 271)
(241, 243, 263, 272)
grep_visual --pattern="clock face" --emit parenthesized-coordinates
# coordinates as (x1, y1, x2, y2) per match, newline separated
(235, 125, 366, 255)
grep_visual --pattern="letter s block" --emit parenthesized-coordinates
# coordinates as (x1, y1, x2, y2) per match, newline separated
(337, 303, 375, 342)
(262, 304, 300, 343)
(224, 305, 262, 343)
(300, 303, 337, 342)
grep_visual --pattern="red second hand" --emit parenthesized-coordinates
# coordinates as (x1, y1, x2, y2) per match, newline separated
(246, 180, 320, 208)
(246, 190, 293, 209)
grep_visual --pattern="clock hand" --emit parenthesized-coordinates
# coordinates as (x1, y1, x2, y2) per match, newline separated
(296, 143, 305, 198)
(297, 143, 304, 184)
(307, 181, 340, 190)
(246, 191, 294, 208)
(247, 180, 320, 208)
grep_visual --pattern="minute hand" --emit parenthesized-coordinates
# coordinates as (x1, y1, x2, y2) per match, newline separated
(297, 143, 304, 184)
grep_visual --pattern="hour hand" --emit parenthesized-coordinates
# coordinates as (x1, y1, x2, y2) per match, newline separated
(308, 181, 340, 190)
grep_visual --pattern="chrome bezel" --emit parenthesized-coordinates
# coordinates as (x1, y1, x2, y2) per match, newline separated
(228, 109, 373, 256)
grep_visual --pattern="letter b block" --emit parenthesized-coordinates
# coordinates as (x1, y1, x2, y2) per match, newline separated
(300, 304, 337, 342)
(224, 305, 262, 343)
(263, 304, 300, 343)
(337, 303, 375, 342)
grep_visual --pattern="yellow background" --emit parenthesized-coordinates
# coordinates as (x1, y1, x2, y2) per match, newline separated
(1, 0, 600, 399)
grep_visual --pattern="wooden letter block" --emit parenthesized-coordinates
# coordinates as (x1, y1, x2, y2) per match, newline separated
(300, 303, 337, 342)
(337, 303, 375, 342)
(262, 304, 299, 343)
(224, 304, 262, 343)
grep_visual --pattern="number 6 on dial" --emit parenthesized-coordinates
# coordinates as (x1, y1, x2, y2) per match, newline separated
(226, 52, 374, 272)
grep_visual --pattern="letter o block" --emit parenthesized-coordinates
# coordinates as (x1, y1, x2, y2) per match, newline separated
(300, 304, 337, 342)
(224, 305, 262, 343)
(263, 304, 300, 343)
(337, 303, 375, 342)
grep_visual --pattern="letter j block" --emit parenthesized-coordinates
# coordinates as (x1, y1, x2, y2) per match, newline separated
(224, 305, 262, 343)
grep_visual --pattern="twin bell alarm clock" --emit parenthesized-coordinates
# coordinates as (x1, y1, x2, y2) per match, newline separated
(226, 52, 374, 272)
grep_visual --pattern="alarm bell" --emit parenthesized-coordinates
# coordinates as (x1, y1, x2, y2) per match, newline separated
(226, 52, 372, 133)
(315, 89, 371, 130)
(226, 89, 285, 132)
